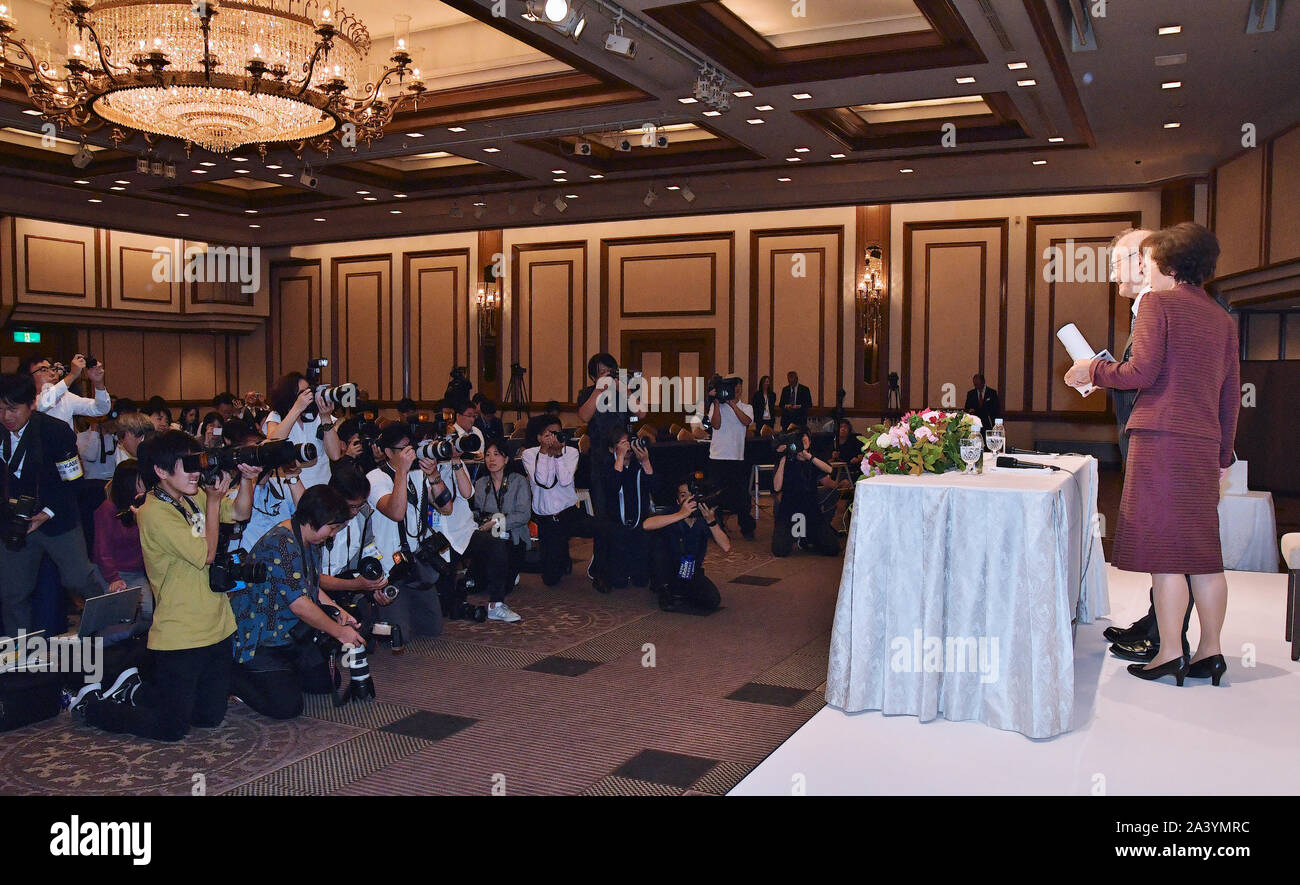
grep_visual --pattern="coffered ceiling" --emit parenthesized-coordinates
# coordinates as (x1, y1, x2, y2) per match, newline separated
(0, 0, 1297, 246)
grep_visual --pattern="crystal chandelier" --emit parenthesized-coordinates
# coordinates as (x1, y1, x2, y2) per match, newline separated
(0, 0, 427, 155)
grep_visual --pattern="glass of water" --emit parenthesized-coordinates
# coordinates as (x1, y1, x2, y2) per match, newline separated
(986, 425, 1005, 457)
(959, 434, 983, 475)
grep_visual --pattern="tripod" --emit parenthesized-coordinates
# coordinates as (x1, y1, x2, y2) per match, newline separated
(504, 362, 531, 423)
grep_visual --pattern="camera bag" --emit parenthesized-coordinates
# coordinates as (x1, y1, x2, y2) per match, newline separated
(0, 666, 63, 731)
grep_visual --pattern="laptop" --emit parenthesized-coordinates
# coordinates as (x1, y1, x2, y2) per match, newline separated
(77, 587, 143, 640)
(0, 630, 45, 673)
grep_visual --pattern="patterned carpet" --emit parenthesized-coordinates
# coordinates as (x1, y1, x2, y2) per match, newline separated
(0, 500, 845, 796)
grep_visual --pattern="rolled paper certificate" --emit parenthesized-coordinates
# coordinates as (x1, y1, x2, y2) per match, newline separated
(1056, 323, 1098, 396)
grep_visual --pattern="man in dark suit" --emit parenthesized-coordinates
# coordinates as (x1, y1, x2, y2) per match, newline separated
(962, 374, 1001, 429)
(1095, 228, 1193, 663)
(0, 373, 108, 634)
(777, 371, 812, 429)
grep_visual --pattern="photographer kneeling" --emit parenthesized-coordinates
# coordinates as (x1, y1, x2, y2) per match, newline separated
(79, 431, 257, 741)
(644, 481, 730, 613)
(230, 485, 364, 719)
(771, 427, 840, 558)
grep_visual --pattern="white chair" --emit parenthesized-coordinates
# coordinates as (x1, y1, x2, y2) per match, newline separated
(575, 489, 594, 517)
(750, 463, 777, 519)
(1282, 533, 1300, 662)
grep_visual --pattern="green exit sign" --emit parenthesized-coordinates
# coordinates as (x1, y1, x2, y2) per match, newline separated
(12, 331, 41, 344)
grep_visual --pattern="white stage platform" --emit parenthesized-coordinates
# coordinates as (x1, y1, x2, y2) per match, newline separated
(731, 566, 1298, 795)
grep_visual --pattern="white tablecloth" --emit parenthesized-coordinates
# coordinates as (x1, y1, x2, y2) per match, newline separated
(1219, 491, 1278, 572)
(825, 454, 1108, 739)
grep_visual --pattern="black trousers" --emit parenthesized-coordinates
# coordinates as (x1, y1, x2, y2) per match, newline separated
(587, 462, 614, 583)
(84, 636, 233, 742)
(771, 507, 839, 557)
(77, 478, 109, 554)
(464, 531, 512, 603)
(230, 642, 332, 720)
(536, 505, 593, 586)
(384, 554, 445, 639)
(709, 458, 755, 535)
(606, 523, 650, 588)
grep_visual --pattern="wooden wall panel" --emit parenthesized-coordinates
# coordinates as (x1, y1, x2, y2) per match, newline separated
(1213, 149, 1265, 277)
(621, 255, 715, 315)
(332, 255, 390, 401)
(235, 324, 268, 400)
(268, 259, 321, 385)
(106, 231, 181, 313)
(13, 218, 97, 309)
(512, 241, 586, 404)
(1267, 127, 1300, 263)
(180, 335, 219, 402)
(404, 249, 471, 402)
(142, 332, 182, 400)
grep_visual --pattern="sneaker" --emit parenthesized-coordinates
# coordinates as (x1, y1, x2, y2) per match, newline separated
(102, 667, 141, 705)
(487, 603, 522, 623)
(67, 682, 102, 717)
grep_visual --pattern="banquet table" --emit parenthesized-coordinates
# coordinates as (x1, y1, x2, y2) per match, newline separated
(1219, 491, 1279, 572)
(824, 453, 1108, 739)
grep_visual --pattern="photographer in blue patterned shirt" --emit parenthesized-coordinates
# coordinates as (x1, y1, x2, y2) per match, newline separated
(229, 484, 363, 719)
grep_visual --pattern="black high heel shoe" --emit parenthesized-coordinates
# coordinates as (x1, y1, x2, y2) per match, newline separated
(1127, 655, 1189, 686)
(1187, 654, 1227, 686)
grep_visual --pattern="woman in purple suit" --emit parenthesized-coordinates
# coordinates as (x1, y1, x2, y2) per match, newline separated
(1066, 223, 1240, 687)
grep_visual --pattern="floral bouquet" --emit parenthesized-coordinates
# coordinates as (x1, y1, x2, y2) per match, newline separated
(857, 409, 982, 477)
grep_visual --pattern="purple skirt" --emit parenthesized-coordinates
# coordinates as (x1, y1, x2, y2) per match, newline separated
(1113, 430, 1223, 574)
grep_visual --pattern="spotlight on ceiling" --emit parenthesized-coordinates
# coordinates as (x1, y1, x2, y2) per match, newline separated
(604, 10, 635, 58)
(554, 196, 568, 213)
(71, 144, 93, 169)
(532, 197, 545, 216)
(643, 187, 658, 207)
(679, 185, 695, 203)
(525, 0, 586, 41)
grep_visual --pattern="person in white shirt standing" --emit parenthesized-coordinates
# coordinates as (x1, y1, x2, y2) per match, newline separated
(521, 413, 591, 586)
(22, 354, 111, 430)
(263, 372, 344, 490)
(707, 374, 755, 540)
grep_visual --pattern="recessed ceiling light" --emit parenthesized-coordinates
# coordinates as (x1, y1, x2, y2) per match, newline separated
(553, 177, 567, 182)
(1161, 80, 1182, 89)
(666, 185, 680, 190)
(364, 196, 377, 201)
(314, 217, 326, 222)
(794, 146, 810, 152)
(830, 153, 846, 158)
(473, 201, 486, 206)
(955, 76, 976, 84)
(176, 213, 189, 217)
(231, 156, 247, 162)
(277, 172, 293, 178)
(448, 126, 466, 132)
(1157, 25, 1182, 36)
(785, 157, 800, 162)
(245, 209, 258, 214)
(390, 209, 402, 214)
(191, 168, 208, 173)
(1007, 61, 1029, 70)
(589, 173, 604, 179)
(87, 198, 102, 203)
(75, 179, 89, 185)
(406, 132, 424, 138)
(1017, 79, 1037, 87)
(552, 169, 567, 174)
(777, 177, 791, 182)
(394, 193, 408, 198)
(747, 118, 765, 125)
(266, 164, 282, 170)
(356, 190, 370, 195)
(899, 168, 914, 173)
(565, 194, 579, 198)
(1032, 159, 1047, 165)
(702, 110, 721, 117)
(248, 223, 260, 228)
(114, 179, 130, 184)
(21, 109, 42, 116)
(1163, 121, 1181, 129)
(678, 97, 698, 104)
(110, 186, 124, 191)
(483, 147, 500, 152)
(234, 168, 250, 173)
(755, 105, 774, 111)
(733, 90, 753, 98)
(792, 92, 812, 100)
(200, 161, 216, 167)
(1048, 136, 1065, 142)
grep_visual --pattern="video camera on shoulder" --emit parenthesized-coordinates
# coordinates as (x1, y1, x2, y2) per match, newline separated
(3, 496, 41, 552)
(708, 373, 742, 404)
(773, 430, 807, 455)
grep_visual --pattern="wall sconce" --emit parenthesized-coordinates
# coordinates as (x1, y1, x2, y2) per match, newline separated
(477, 263, 501, 340)
(858, 244, 885, 345)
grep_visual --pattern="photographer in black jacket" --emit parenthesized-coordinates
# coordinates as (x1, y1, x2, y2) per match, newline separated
(0, 373, 110, 633)
(600, 425, 657, 589)
(771, 426, 840, 558)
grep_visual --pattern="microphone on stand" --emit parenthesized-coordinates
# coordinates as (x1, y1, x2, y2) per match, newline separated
(996, 455, 1060, 471)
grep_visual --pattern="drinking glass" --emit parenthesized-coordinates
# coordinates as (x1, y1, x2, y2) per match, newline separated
(985, 426, 1005, 457)
(959, 434, 982, 475)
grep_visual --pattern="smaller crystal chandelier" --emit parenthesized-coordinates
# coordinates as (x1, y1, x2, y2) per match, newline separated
(0, 0, 428, 156)
(858, 245, 885, 345)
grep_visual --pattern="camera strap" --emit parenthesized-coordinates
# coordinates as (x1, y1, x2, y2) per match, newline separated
(380, 463, 425, 555)
(152, 486, 203, 534)
(290, 518, 320, 597)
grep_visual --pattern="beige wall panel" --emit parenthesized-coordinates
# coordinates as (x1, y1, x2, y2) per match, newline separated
(118, 247, 173, 304)
(1267, 127, 1300, 263)
(237, 324, 268, 397)
(416, 266, 459, 400)
(925, 243, 984, 408)
(1246, 313, 1280, 360)
(621, 255, 714, 314)
(14, 218, 96, 308)
(180, 335, 219, 402)
(1214, 149, 1264, 276)
(771, 249, 825, 400)
(276, 277, 312, 384)
(1047, 276, 1111, 413)
(25, 237, 88, 299)
(142, 332, 182, 401)
(104, 330, 145, 399)
(527, 261, 574, 403)
(339, 270, 383, 399)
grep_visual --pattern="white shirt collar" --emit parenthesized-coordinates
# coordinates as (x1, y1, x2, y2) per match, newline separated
(1132, 284, 1151, 317)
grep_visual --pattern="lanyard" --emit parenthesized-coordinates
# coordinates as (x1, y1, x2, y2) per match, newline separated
(488, 474, 508, 513)
(152, 487, 203, 534)
(530, 450, 560, 489)
(290, 518, 320, 594)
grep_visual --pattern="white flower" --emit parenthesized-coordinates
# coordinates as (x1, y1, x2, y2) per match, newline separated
(964, 414, 982, 431)
(876, 433, 893, 448)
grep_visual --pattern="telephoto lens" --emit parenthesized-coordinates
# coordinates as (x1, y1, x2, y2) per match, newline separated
(334, 644, 375, 706)
(416, 433, 483, 461)
(235, 439, 317, 469)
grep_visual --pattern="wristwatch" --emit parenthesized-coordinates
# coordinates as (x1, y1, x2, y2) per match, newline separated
(283, 475, 300, 485)
(451, 462, 463, 471)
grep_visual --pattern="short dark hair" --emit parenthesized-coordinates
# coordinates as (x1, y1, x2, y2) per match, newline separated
(482, 435, 510, 459)
(17, 356, 49, 377)
(328, 461, 371, 502)
(525, 413, 562, 448)
(294, 485, 352, 530)
(478, 397, 498, 416)
(138, 430, 202, 489)
(1142, 223, 1220, 287)
(109, 459, 142, 526)
(606, 423, 629, 450)
(449, 398, 474, 416)
(0, 373, 37, 408)
(587, 352, 618, 380)
(213, 392, 236, 407)
(222, 418, 262, 447)
(377, 422, 411, 451)
(336, 417, 361, 442)
(268, 371, 307, 421)
(973, 373, 985, 384)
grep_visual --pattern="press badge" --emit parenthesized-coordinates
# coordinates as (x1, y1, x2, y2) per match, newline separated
(55, 455, 84, 482)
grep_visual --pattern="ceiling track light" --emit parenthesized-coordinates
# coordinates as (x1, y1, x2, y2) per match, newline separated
(679, 184, 695, 203)
(692, 64, 733, 113)
(532, 197, 545, 216)
(643, 186, 658, 207)
(525, 0, 587, 42)
(604, 9, 636, 58)
(554, 196, 568, 213)
(449, 201, 463, 219)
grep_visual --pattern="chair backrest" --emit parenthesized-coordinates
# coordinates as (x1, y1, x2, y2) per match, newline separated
(577, 434, 590, 455)
(1282, 533, 1300, 570)
(759, 424, 773, 438)
(509, 425, 525, 439)
(668, 423, 682, 436)
(676, 428, 693, 442)
(637, 424, 657, 441)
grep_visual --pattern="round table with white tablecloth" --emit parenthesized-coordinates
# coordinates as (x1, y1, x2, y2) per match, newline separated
(1218, 490, 1278, 572)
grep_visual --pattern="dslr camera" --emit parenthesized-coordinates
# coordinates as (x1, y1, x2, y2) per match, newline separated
(445, 366, 472, 402)
(183, 440, 317, 485)
(414, 433, 481, 462)
(387, 533, 455, 586)
(288, 604, 376, 705)
(685, 472, 721, 509)
(3, 495, 40, 552)
(209, 548, 268, 593)
(772, 429, 807, 456)
(303, 357, 357, 421)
